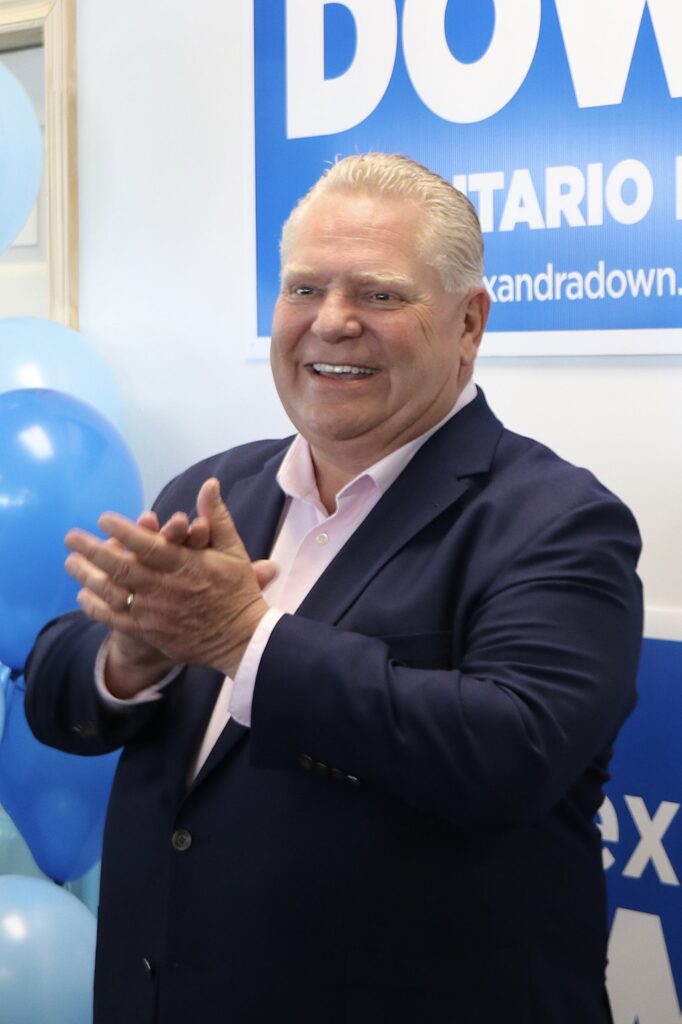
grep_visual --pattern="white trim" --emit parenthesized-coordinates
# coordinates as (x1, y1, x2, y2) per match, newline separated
(249, 327, 682, 363)
(480, 328, 682, 358)
(644, 606, 682, 643)
(0, 0, 78, 327)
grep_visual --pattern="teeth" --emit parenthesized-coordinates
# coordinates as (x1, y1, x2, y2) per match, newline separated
(312, 363, 375, 375)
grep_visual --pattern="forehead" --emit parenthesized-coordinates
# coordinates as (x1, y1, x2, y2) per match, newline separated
(284, 192, 427, 272)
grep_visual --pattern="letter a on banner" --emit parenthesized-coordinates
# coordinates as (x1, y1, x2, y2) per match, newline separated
(286, 0, 397, 138)
(607, 909, 682, 1023)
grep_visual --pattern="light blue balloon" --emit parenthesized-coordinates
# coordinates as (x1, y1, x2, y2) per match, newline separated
(0, 388, 144, 670)
(0, 62, 43, 254)
(0, 800, 44, 879)
(0, 317, 124, 430)
(0, 875, 95, 1024)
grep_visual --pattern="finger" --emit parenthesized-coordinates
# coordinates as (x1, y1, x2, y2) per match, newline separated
(104, 537, 126, 552)
(97, 513, 189, 573)
(185, 516, 211, 550)
(65, 529, 159, 593)
(159, 512, 191, 545)
(65, 552, 137, 613)
(195, 478, 218, 521)
(252, 559, 277, 589)
(195, 478, 241, 553)
(77, 587, 140, 636)
(137, 510, 160, 531)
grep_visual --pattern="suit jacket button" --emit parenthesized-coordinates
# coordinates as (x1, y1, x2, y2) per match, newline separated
(141, 957, 155, 978)
(330, 768, 345, 783)
(298, 754, 314, 771)
(171, 829, 193, 852)
(314, 761, 329, 776)
(71, 721, 97, 737)
(346, 775, 360, 787)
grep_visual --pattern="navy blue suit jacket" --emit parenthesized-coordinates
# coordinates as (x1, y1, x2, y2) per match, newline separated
(25, 392, 642, 1023)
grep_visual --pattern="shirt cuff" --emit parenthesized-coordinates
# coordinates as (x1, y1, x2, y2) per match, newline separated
(229, 607, 286, 727)
(94, 636, 182, 707)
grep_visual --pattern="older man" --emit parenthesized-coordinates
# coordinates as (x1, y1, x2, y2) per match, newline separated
(26, 154, 642, 1024)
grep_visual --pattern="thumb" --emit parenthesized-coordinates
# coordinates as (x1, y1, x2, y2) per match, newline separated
(252, 559, 278, 590)
(195, 477, 237, 552)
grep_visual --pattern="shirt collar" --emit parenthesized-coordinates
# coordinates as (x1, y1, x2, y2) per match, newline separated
(277, 380, 477, 504)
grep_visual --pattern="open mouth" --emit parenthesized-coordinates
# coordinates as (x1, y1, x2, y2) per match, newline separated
(310, 362, 377, 378)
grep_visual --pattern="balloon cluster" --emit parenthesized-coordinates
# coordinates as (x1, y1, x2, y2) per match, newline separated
(0, 62, 143, 1022)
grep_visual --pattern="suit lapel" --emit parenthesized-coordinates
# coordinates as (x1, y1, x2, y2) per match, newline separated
(222, 447, 289, 560)
(163, 669, 224, 804)
(166, 446, 289, 803)
(186, 717, 248, 796)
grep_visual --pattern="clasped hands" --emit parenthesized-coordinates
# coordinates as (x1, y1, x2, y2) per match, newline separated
(64, 478, 275, 699)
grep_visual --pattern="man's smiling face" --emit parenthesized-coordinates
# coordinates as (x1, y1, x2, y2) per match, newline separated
(270, 191, 485, 472)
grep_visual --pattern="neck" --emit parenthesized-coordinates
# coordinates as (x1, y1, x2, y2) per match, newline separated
(309, 448, 357, 514)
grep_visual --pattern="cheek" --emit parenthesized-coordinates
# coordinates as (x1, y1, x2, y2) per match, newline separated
(269, 344, 292, 392)
(270, 323, 296, 367)
(271, 306, 309, 354)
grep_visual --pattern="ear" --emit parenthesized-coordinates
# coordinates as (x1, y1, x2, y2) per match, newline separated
(458, 287, 490, 366)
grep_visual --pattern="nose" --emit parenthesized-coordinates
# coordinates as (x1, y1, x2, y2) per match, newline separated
(311, 292, 362, 344)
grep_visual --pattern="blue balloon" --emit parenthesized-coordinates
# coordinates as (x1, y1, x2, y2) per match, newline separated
(0, 388, 144, 670)
(0, 677, 120, 882)
(0, 62, 43, 254)
(0, 318, 124, 429)
(0, 875, 96, 1023)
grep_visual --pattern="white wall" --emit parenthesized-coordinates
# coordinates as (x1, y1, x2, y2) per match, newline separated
(76, 0, 681, 638)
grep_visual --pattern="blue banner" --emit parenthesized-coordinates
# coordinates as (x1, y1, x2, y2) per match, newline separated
(602, 637, 681, 1022)
(253, 1, 682, 354)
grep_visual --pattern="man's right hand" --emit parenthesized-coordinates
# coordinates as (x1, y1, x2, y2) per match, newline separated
(72, 488, 277, 700)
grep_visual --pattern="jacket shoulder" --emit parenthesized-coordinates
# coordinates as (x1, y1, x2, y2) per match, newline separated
(153, 437, 292, 517)
(493, 425, 632, 514)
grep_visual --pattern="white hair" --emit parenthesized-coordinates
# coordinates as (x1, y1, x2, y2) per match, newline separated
(280, 153, 484, 293)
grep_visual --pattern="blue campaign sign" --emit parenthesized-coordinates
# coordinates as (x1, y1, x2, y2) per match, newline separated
(253, 1, 682, 356)
(601, 638, 681, 1022)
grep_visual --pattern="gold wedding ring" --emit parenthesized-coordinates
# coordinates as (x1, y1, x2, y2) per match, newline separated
(125, 591, 136, 613)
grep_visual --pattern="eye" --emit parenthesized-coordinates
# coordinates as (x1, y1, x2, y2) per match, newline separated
(365, 290, 402, 308)
(282, 282, 318, 301)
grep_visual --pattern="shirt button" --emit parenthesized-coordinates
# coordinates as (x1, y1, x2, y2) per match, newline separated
(171, 829, 193, 852)
(316, 532, 329, 545)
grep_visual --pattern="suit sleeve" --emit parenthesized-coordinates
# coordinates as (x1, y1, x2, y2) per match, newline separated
(248, 494, 643, 827)
(24, 612, 164, 755)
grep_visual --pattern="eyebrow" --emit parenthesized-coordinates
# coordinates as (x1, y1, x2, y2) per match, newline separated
(281, 265, 416, 291)
(280, 264, 315, 283)
(353, 271, 416, 291)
